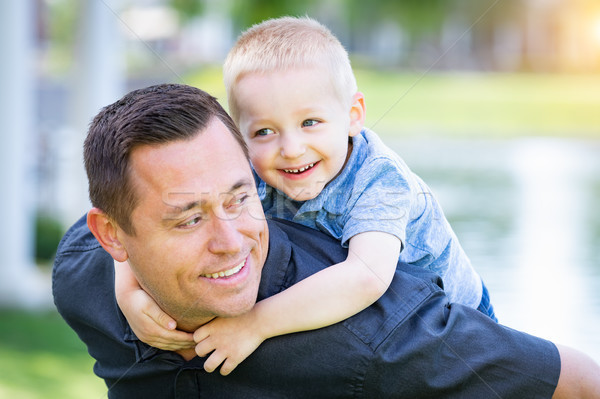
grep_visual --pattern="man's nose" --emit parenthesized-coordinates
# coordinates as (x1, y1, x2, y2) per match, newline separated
(279, 133, 306, 159)
(206, 213, 243, 255)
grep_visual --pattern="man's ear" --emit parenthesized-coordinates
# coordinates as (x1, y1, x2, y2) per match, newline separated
(87, 208, 129, 262)
(348, 92, 366, 137)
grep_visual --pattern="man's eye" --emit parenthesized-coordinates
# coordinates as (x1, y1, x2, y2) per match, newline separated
(302, 119, 319, 127)
(255, 128, 274, 137)
(228, 194, 249, 208)
(180, 215, 202, 228)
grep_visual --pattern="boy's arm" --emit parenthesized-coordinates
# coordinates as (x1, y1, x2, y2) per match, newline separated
(114, 260, 195, 350)
(194, 231, 401, 375)
(259, 231, 401, 332)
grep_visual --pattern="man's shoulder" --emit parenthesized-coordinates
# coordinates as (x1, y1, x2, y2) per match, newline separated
(268, 218, 348, 267)
(265, 218, 348, 282)
(55, 213, 102, 257)
(270, 218, 342, 247)
(268, 217, 443, 290)
(268, 218, 444, 347)
(343, 262, 444, 348)
(52, 213, 115, 322)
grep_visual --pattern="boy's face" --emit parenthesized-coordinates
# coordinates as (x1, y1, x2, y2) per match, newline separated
(233, 67, 365, 201)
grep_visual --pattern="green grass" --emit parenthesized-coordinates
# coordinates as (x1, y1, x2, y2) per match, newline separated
(0, 309, 106, 399)
(185, 66, 600, 139)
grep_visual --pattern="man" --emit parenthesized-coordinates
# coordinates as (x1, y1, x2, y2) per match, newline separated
(53, 84, 600, 398)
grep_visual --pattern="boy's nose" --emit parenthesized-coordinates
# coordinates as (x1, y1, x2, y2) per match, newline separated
(279, 134, 306, 159)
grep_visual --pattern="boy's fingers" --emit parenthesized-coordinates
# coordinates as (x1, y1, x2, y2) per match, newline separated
(193, 327, 209, 343)
(139, 332, 194, 351)
(203, 352, 225, 374)
(148, 308, 177, 330)
(159, 340, 196, 351)
(153, 341, 194, 351)
(164, 329, 195, 343)
(140, 327, 194, 351)
(195, 340, 215, 357)
(219, 359, 238, 376)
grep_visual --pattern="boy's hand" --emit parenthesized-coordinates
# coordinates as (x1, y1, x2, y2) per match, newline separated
(193, 311, 265, 376)
(114, 258, 195, 351)
(122, 288, 195, 351)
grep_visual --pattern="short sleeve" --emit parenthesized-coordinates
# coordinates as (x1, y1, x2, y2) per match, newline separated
(340, 157, 417, 247)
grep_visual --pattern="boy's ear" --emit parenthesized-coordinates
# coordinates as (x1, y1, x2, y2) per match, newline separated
(87, 208, 129, 262)
(348, 92, 366, 137)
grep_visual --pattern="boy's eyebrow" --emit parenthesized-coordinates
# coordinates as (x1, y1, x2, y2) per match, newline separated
(292, 105, 328, 117)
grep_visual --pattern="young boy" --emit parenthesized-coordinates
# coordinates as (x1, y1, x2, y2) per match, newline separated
(115, 16, 496, 375)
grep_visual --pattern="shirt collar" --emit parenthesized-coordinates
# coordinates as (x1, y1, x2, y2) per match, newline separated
(258, 220, 292, 299)
(122, 312, 182, 364)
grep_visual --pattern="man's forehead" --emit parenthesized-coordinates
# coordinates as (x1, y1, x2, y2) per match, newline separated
(127, 126, 253, 216)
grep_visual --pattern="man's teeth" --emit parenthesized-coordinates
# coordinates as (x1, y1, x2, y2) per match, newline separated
(202, 261, 245, 279)
(284, 162, 315, 174)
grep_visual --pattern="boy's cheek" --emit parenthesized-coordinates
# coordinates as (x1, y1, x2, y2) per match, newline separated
(249, 151, 269, 170)
(247, 143, 261, 158)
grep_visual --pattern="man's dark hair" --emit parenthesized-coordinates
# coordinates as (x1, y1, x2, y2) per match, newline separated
(84, 83, 248, 235)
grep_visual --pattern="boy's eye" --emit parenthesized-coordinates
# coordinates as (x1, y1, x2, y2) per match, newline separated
(255, 128, 274, 137)
(302, 119, 319, 127)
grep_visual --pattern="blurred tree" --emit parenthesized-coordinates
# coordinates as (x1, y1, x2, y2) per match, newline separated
(227, 0, 320, 30)
(35, 214, 64, 264)
(168, 0, 339, 43)
(379, 0, 448, 37)
(168, 0, 455, 59)
(47, 0, 79, 53)
(46, 0, 124, 75)
(169, 0, 205, 23)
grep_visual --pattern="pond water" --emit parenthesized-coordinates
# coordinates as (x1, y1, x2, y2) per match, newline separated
(387, 136, 600, 363)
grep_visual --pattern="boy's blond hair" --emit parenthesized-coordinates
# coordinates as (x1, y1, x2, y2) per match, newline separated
(224, 16, 357, 122)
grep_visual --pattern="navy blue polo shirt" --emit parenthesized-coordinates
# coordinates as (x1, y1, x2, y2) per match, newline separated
(53, 215, 559, 398)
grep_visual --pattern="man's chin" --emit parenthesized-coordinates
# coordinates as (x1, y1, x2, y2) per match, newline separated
(219, 299, 257, 318)
(185, 296, 258, 326)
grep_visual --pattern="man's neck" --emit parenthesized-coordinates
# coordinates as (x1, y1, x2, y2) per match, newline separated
(175, 347, 197, 361)
(176, 315, 214, 333)
(173, 316, 218, 361)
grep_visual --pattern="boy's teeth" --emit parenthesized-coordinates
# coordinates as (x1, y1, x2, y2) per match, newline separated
(202, 260, 245, 279)
(284, 162, 314, 174)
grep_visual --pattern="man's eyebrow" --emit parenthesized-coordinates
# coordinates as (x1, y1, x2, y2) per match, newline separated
(162, 196, 201, 222)
(162, 178, 254, 219)
(178, 200, 200, 213)
(230, 178, 253, 192)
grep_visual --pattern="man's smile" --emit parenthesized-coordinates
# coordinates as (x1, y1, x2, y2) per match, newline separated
(201, 259, 246, 279)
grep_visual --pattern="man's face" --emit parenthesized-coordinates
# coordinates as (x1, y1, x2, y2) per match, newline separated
(117, 118, 268, 329)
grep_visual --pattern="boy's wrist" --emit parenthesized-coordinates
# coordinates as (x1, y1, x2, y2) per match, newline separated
(249, 302, 276, 340)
